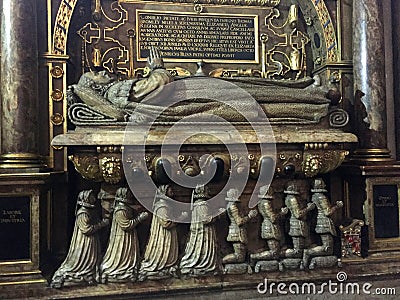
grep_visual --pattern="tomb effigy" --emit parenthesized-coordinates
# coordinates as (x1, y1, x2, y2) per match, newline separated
(10, 0, 400, 298)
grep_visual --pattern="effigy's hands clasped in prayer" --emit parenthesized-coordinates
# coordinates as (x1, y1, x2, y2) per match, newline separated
(147, 46, 164, 70)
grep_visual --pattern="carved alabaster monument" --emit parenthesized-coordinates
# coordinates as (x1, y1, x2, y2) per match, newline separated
(49, 0, 359, 295)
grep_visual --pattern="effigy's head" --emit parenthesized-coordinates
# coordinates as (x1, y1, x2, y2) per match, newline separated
(78, 71, 115, 95)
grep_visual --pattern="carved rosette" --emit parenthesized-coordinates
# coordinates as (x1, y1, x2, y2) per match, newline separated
(302, 150, 349, 177)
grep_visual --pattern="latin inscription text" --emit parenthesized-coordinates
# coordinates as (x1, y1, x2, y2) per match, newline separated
(137, 12, 257, 61)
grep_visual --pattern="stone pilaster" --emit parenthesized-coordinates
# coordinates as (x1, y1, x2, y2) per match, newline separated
(392, 0, 400, 160)
(0, 0, 45, 169)
(352, 0, 391, 162)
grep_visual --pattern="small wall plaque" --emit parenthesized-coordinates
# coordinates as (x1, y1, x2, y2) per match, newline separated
(0, 196, 31, 261)
(366, 178, 400, 251)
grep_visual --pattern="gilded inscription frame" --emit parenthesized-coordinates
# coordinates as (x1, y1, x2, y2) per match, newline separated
(136, 9, 259, 63)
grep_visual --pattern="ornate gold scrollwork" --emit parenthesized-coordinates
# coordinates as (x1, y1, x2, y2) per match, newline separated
(133, 67, 191, 78)
(302, 150, 349, 177)
(168, 67, 191, 77)
(53, 0, 78, 55)
(69, 154, 103, 182)
(100, 156, 122, 184)
(209, 68, 262, 78)
(260, 5, 310, 79)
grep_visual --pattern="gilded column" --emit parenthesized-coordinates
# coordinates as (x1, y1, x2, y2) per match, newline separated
(352, 0, 391, 161)
(0, 0, 45, 169)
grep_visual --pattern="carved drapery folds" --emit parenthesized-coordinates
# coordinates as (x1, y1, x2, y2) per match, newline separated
(51, 190, 109, 288)
(100, 187, 149, 283)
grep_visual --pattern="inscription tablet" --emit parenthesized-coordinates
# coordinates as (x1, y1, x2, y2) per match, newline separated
(137, 10, 258, 63)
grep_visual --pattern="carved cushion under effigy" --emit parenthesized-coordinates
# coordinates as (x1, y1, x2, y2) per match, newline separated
(68, 103, 121, 125)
